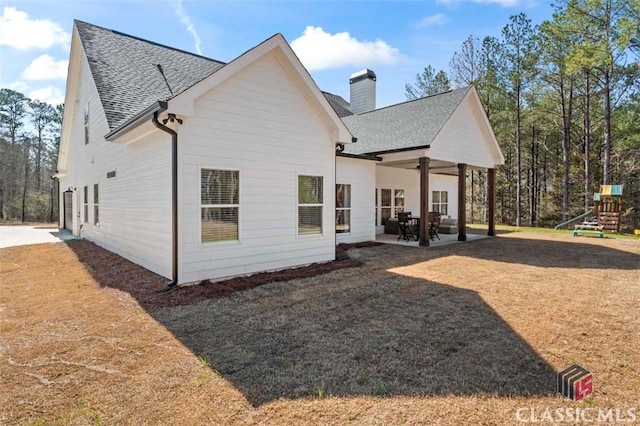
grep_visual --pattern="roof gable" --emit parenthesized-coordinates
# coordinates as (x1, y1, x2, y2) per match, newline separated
(167, 34, 353, 144)
(342, 87, 470, 155)
(74, 20, 224, 131)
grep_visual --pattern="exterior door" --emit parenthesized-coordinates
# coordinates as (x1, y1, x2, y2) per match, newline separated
(63, 191, 73, 231)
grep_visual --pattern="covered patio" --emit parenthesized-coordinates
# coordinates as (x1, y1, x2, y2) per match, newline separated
(341, 86, 505, 247)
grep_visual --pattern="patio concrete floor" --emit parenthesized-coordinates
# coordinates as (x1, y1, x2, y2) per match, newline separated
(375, 229, 490, 247)
(0, 226, 76, 248)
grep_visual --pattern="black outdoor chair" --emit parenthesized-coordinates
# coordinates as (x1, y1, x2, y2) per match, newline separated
(427, 211, 441, 241)
(397, 212, 415, 241)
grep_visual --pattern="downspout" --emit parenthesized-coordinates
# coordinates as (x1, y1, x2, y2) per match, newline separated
(152, 111, 178, 287)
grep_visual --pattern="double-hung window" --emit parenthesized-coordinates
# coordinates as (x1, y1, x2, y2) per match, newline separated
(335, 184, 351, 234)
(83, 186, 88, 223)
(93, 183, 99, 225)
(201, 169, 239, 243)
(298, 175, 323, 235)
(432, 190, 448, 215)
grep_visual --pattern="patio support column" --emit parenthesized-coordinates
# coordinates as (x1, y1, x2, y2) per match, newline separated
(419, 156, 430, 247)
(488, 168, 496, 236)
(457, 163, 467, 241)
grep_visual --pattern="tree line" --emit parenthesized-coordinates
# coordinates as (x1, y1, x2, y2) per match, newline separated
(406, 0, 640, 230)
(0, 89, 63, 223)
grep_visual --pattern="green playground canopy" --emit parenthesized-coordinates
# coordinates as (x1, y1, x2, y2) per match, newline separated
(593, 184, 623, 201)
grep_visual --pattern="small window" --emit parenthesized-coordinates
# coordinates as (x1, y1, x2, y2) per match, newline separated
(336, 184, 351, 234)
(93, 183, 99, 225)
(83, 186, 88, 224)
(201, 169, 239, 243)
(84, 105, 90, 145)
(298, 175, 323, 235)
(432, 190, 448, 215)
(394, 189, 405, 217)
(374, 188, 378, 225)
(380, 189, 391, 225)
(106, 170, 116, 179)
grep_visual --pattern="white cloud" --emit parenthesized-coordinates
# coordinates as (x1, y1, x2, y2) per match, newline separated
(21, 54, 68, 81)
(415, 14, 448, 28)
(0, 7, 70, 50)
(291, 26, 401, 71)
(170, 0, 203, 55)
(28, 86, 65, 105)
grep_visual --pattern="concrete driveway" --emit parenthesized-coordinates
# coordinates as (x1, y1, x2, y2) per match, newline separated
(0, 226, 76, 248)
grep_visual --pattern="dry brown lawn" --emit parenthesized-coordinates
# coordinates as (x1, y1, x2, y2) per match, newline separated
(1, 232, 639, 425)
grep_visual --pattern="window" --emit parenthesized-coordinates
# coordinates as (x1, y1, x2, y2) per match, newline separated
(298, 175, 323, 235)
(93, 183, 99, 225)
(336, 184, 351, 234)
(380, 189, 391, 225)
(106, 170, 116, 179)
(376, 188, 405, 226)
(83, 186, 88, 224)
(201, 169, 239, 243)
(374, 188, 378, 225)
(84, 105, 89, 145)
(394, 189, 405, 217)
(432, 190, 448, 215)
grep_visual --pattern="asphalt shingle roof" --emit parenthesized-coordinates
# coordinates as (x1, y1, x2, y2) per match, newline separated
(75, 20, 225, 131)
(321, 91, 353, 118)
(342, 87, 471, 155)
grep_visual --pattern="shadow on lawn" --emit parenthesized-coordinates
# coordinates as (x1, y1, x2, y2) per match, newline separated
(65, 236, 639, 406)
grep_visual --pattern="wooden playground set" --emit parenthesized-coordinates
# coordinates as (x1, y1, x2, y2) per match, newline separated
(572, 185, 623, 238)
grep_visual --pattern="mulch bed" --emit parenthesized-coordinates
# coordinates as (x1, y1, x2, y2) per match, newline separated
(66, 240, 380, 309)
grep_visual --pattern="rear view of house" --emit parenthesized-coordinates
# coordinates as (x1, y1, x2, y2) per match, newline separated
(57, 21, 503, 285)
(57, 21, 356, 284)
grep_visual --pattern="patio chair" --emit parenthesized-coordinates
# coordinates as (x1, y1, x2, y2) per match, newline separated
(397, 212, 414, 241)
(427, 211, 441, 241)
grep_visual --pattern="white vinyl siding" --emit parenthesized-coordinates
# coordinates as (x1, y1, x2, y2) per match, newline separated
(336, 157, 375, 244)
(57, 48, 172, 279)
(298, 175, 323, 235)
(335, 184, 351, 234)
(201, 169, 239, 243)
(179, 51, 335, 283)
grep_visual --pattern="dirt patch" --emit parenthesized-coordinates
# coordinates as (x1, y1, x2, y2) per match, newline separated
(1, 233, 639, 424)
(65, 240, 380, 309)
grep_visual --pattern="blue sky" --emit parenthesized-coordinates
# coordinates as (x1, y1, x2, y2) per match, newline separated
(0, 0, 554, 109)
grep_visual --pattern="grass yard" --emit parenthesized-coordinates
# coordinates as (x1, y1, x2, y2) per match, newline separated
(1, 232, 639, 424)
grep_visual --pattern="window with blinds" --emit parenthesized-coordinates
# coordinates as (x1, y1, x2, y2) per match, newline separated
(336, 184, 351, 234)
(201, 169, 239, 243)
(93, 183, 99, 225)
(298, 175, 323, 235)
(83, 186, 88, 224)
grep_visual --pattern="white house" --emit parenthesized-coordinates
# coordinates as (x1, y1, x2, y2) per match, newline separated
(56, 21, 503, 285)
